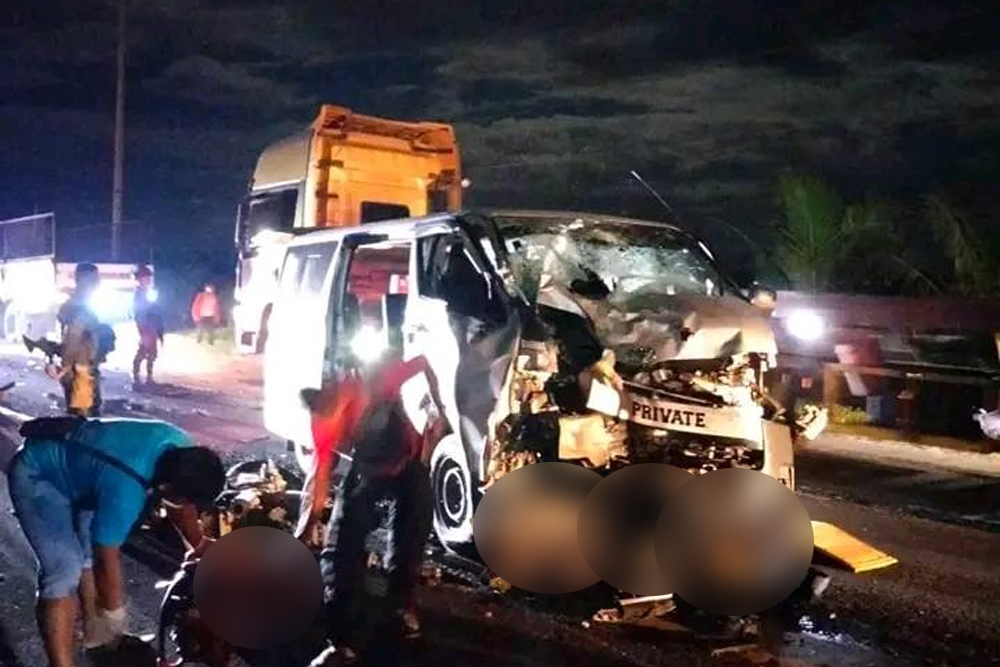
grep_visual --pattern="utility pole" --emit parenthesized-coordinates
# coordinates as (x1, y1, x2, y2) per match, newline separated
(111, 0, 126, 260)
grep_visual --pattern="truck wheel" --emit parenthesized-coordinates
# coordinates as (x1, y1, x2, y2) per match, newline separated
(430, 434, 475, 551)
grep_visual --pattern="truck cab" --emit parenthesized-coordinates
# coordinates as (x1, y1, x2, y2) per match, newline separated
(233, 104, 463, 354)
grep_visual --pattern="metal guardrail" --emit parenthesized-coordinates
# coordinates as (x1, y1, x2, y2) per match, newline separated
(821, 362, 1000, 434)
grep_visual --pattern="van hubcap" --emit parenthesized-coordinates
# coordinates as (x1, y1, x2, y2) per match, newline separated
(438, 461, 468, 526)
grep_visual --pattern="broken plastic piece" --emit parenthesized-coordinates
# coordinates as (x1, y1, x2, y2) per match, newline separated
(812, 521, 898, 573)
(557, 414, 628, 468)
(796, 405, 829, 441)
(585, 378, 622, 417)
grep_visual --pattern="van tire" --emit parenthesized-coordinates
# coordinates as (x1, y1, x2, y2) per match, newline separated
(430, 434, 475, 551)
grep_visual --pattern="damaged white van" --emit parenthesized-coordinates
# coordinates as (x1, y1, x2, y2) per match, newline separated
(263, 210, 828, 550)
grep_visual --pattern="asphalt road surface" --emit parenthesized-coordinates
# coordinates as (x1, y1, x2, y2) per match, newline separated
(1, 346, 998, 667)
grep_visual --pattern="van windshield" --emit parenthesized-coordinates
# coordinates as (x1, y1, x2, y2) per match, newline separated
(492, 213, 725, 303)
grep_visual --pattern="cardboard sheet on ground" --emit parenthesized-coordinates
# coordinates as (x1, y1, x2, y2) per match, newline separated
(812, 521, 899, 573)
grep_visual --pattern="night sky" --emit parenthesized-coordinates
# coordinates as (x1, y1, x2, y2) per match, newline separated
(2, 0, 998, 282)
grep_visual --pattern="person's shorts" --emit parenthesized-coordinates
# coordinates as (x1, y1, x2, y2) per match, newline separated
(7, 457, 94, 599)
(138, 332, 159, 359)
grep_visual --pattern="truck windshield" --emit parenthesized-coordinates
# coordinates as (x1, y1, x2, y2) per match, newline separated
(240, 188, 298, 249)
(493, 214, 725, 303)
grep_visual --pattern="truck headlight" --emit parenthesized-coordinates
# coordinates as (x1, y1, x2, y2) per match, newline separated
(785, 310, 826, 342)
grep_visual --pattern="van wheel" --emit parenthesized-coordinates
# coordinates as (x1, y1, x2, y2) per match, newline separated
(430, 434, 475, 551)
(293, 440, 315, 474)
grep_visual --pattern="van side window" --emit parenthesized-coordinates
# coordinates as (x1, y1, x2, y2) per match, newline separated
(280, 243, 336, 298)
(335, 241, 412, 359)
(418, 234, 507, 325)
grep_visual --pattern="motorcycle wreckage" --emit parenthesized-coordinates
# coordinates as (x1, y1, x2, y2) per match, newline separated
(155, 458, 402, 667)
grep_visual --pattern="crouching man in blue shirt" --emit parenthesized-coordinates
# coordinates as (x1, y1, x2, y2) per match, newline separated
(5, 417, 225, 667)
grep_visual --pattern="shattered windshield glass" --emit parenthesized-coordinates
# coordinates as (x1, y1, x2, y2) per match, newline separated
(492, 214, 723, 303)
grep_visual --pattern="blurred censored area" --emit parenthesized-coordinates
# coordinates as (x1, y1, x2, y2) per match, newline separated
(193, 526, 323, 649)
(472, 463, 603, 594)
(577, 463, 694, 596)
(474, 464, 813, 615)
(655, 468, 814, 616)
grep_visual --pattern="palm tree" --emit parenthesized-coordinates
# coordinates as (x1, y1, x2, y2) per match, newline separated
(924, 195, 1000, 297)
(771, 174, 939, 294)
(773, 174, 844, 291)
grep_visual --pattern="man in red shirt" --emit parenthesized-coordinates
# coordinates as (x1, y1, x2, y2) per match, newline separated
(190, 283, 222, 345)
(298, 350, 446, 657)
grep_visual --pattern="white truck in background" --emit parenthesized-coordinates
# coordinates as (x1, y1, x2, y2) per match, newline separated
(0, 212, 147, 340)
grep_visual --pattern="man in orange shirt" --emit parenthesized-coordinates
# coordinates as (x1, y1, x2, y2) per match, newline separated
(298, 351, 446, 657)
(190, 284, 222, 345)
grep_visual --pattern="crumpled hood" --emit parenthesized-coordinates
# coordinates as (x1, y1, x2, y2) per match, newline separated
(538, 282, 777, 364)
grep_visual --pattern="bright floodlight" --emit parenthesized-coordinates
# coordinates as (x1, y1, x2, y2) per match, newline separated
(350, 326, 386, 362)
(88, 286, 118, 320)
(785, 309, 826, 342)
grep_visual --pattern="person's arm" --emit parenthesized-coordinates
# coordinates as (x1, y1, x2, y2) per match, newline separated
(411, 357, 448, 463)
(91, 545, 124, 611)
(163, 499, 212, 558)
(296, 386, 360, 541)
(421, 359, 446, 418)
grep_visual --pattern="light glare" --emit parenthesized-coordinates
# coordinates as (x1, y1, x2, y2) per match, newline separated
(785, 310, 825, 342)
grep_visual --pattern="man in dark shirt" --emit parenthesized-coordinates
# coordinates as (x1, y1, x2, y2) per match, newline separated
(132, 266, 164, 385)
(298, 351, 446, 660)
(55, 263, 104, 416)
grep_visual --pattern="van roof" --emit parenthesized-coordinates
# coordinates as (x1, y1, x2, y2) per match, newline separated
(286, 212, 457, 247)
(286, 208, 691, 247)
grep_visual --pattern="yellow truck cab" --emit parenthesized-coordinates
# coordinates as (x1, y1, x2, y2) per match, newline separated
(233, 104, 463, 353)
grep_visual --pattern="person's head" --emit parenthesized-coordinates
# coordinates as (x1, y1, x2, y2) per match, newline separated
(152, 446, 226, 510)
(75, 263, 100, 296)
(136, 265, 153, 288)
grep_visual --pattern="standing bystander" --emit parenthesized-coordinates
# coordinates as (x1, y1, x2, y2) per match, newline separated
(191, 283, 222, 345)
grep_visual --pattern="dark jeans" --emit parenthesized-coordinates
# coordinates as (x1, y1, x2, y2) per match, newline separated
(319, 460, 432, 644)
(196, 318, 217, 344)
